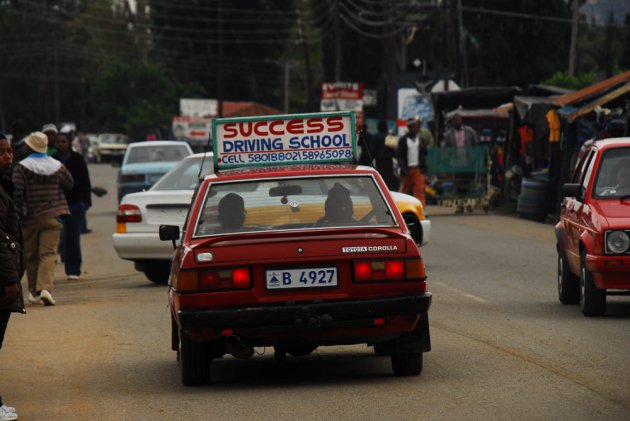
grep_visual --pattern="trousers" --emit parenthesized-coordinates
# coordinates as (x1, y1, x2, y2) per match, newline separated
(401, 166, 426, 206)
(23, 216, 62, 293)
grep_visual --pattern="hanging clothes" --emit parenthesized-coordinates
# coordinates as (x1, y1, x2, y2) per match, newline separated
(546, 109, 561, 143)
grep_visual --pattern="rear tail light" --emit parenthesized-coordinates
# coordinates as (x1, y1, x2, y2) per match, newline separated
(120, 174, 145, 182)
(116, 204, 142, 233)
(199, 267, 251, 291)
(116, 204, 142, 223)
(353, 258, 425, 283)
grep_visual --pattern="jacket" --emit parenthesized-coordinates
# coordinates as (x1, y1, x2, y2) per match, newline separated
(396, 133, 430, 175)
(12, 153, 73, 225)
(0, 174, 25, 313)
(52, 151, 92, 207)
(442, 125, 478, 148)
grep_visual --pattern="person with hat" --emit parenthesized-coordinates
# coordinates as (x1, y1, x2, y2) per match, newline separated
(12, 132, 73, 306)
(41, 123, 58, 156)
(395, 116, 433, 206)
(0, 132, 24, 421)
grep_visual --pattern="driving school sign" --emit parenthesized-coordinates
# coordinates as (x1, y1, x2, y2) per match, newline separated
(212, 111, 357, 169)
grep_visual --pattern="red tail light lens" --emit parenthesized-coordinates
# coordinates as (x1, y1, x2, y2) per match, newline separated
(353, 260, 406, 282)
(200, 267, 251, 291)
(116, 204, 142, 223)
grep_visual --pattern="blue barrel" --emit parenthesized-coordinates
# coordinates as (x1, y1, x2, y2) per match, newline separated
(517, 177, 550, 222)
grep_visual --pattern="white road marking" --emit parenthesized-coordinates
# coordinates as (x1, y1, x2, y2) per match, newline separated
(432, 281, 489, 303)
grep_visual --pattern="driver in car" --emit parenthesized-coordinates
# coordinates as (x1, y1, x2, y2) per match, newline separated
(319, 183, 356, 224)
(218, 193, 247, 230)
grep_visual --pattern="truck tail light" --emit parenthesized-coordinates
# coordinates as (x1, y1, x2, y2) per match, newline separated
(116, 204, 142, 233)
(353, 258, 425, 283)
(200, 267, 251, 291)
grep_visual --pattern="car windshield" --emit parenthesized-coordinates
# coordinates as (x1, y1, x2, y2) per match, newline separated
(593, 147, 630, 198)
(126, 145, 190, 164)
(194, 175, 397, 237)
(152, 155, 214, 191)
(99, 134, 127, 144)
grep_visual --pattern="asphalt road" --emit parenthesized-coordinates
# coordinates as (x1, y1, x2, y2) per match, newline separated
(2, 163, 630, 420)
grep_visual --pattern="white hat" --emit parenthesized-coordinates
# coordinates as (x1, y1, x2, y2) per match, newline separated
(60, 124, 73, 134)
(25, 132, 49, 154)
(41, 123, 58, 134)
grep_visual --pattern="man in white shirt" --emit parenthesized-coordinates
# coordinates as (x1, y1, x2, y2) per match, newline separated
(395, 116, 431, 206)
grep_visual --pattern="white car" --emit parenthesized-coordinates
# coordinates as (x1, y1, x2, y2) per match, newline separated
(113, 152, 430, 284)
(112, 152, 214, 283)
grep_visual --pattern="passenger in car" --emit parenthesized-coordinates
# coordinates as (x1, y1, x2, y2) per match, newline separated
(320, 183, 355, 224)
(217, 193, 247, 230)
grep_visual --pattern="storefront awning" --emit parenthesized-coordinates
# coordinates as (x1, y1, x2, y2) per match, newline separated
(567, 82, 630, 123)
(552, 70, 630, 107)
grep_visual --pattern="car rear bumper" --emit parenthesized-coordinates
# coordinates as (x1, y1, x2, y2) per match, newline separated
(177, 293, 432, 335)
(586, 254, 630, 289)
(420, 220, 431, 246)
(112, 233, 176, 260)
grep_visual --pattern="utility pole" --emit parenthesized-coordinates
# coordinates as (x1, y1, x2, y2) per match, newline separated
(298, 10, 313, 111)
(457, 0, 467, 87)
(334, 0, 341, 81)
(284, 61, 290, 113)
(217, 0, 224, 117)
(54, 21, 60, 125)
(568, 0, 579, 76)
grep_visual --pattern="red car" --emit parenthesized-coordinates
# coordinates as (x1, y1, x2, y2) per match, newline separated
(160, 112, 432, 385)
(556, 138, 630, 316)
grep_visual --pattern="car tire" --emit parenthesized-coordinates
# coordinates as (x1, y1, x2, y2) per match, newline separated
(286, 345, 317, 357)
(144, 261, 171, 284)
(402, 212, 423, 245)
(373, 343, 390, 356)
(580, 251, 606, 317)
(179, 328, 211, 386)
(557, 248, 580, 305)
(391, 352, 423, 376)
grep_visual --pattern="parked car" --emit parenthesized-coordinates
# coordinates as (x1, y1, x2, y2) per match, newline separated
(113, 154, 430, 285)
(117, 140, 193, 202)
(93, 133, 130, 164)
(113, 152, 214, 283)
(555, 137, 630, 316)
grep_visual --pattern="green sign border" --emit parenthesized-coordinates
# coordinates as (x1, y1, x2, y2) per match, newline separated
(212, 111, 357, 170)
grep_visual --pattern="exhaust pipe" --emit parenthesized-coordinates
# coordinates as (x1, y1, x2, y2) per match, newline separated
(225, 335, 254, 360)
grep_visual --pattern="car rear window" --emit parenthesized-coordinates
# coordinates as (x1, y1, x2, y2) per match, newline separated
(126, 145, 190, 164)
(593, 147, 630, 198)
(152, 156, 214, 191)
(194, 175, 397, 237)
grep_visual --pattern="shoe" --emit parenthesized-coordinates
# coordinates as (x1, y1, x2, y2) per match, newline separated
(67, 274, 81, 280)
(0, 405, 17, 421)
(0, 405, 15, 414)
(27, 291, 41, 305)
(39, 289, 56, 306)
(81, 228, 92, 234)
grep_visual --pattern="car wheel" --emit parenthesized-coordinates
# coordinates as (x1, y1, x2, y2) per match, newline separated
(557, 248, 580, 305)
(179, 328, 211, 386)
(402, 212, 423, 245)
(144, 261, 171, 284)
(391, 352, 423, 376)
(580, 251, 606, 317)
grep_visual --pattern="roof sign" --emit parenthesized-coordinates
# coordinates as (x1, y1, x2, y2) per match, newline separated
(212, 111, 357, 169)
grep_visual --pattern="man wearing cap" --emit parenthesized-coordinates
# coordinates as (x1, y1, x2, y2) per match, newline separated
(41, 123, 58, 156)
(396, 116, 432, 206)
(12, 132, 73, 306)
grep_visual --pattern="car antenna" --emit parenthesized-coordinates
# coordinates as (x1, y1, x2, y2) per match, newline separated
(197, 134, 213, 182)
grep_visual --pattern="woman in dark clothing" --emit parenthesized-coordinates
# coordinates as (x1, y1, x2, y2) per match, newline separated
(372, 120, 399, 191)
(0, 134, 24, 421)
(53, 131, 92, 280)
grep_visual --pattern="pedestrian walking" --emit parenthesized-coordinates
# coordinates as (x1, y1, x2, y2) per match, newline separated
(12, 132, 73, 306)
(53, 130, 92, 280)
(371, 120, 399, 191)
(0, 133, 24, 421)
(396, 116, 431, 206)
(41, 123, 58, 156)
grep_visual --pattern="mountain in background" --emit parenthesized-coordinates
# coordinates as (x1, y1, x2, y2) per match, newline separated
(581, 0, 630, 25)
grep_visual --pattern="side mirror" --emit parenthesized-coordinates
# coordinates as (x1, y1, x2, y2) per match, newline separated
(561, 183, 580, 198)
(159, 225, 180, 249)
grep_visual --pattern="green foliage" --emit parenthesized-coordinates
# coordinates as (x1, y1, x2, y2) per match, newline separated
(88, 62, 204, 139)
(540, 71, 598, 90)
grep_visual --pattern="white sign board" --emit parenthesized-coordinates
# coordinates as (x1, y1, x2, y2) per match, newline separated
(180, 98, 218, 118)
(212, 112, 357, 169)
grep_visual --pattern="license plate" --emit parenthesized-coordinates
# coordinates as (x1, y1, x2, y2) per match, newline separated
(266, 267, 338, 290)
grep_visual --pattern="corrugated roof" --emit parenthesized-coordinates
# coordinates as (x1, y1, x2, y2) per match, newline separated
(551, 70, 630, 107)
(567, 82, 630, 123)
